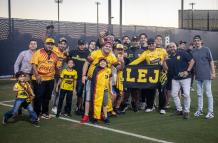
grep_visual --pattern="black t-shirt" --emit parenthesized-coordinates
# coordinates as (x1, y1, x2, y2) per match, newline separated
(69, 48, 90, 79)
(125, 47, 144, 65)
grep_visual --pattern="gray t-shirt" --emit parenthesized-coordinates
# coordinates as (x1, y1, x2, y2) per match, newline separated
(192, 46, 213, 80)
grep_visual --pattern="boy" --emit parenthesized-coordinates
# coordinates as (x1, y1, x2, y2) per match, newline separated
(2, 71, 39, 127)
(56, 58, 77, 117)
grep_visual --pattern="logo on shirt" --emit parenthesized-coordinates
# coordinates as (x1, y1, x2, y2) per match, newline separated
(176, 56, 181, 60)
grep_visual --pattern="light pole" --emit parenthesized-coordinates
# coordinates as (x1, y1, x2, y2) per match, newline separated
(95, 1, 101, 37)
(55, 0, 63, 35)
(110, 16, 114, 34)
(189, 2, 195, 29)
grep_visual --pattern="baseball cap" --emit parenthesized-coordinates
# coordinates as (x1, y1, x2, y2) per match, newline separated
(147, 38, 155, 45)
(132, 36, 139, 41)
(116, 44, 124, 49)
(193, 35, 201, 40)
(45, 38, 55, 44)
(78, 39, 85, 45)
(179, 40, 187, 44)
(59, 37, 67, 43)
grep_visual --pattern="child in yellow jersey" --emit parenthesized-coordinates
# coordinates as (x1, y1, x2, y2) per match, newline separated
(3, 71, 39, 127)
(113, 44, 125, 114)
(56, 58, 77, 117)
(90, 58, 112, 124)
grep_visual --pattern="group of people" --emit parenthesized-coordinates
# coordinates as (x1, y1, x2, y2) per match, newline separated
(2, 26, 216, 127)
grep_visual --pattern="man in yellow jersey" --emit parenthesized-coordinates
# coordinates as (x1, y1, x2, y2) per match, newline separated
(80, 36, 122, 123)
(51, 37, 68, 114)
(130, 38, 168, 114)
(31, 38, 58, 119)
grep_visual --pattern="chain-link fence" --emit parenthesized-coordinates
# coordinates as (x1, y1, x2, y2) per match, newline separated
(0, 17, 218, 76)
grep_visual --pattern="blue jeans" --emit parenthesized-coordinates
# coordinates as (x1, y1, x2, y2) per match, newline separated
(4, 98, 38, 122)
(196, 80, 213, 113)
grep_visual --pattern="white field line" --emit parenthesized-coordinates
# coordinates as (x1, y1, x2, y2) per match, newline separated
(1, 100, 15, 103)
(0, 101, 173, 143)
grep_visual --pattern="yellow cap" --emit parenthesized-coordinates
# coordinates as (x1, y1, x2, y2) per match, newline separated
(45, 38, 55, 44)
(116, 44, 124, 49)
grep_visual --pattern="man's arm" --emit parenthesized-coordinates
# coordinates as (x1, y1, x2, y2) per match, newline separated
(14, 52, 24, 74)
(82, 60, 90, 84)
(32, 64, 41, 83)
(210, 61, 216, 80)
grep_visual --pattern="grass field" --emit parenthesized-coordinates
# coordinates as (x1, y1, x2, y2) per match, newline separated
(0, 78, 218, 143)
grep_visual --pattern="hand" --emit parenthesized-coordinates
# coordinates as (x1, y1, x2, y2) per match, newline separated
(211, 73, 216, 80)
(183, 71, 189, 77)
(82, 76, 87, 84)
(56, 87, 59, 93)
(36, 74, 41, 84)
(99, 31, 107, 38)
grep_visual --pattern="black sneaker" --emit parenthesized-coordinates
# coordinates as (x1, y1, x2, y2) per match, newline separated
(2, 116, 7, 125)
(120, 104, 128, 113)
(175, 110, 183, 116)
(92, 119, 98, 124)
(32, 121, 40, 127)
(183, 112, 189, 119)
(56, 114, 60, 118)
(104, 118, 110, 124)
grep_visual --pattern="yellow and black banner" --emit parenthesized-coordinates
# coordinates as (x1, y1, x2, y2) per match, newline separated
(123, 65, 161, 89)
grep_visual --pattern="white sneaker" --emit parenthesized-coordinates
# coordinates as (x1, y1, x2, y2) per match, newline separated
(160, 109, 166, 114)
(205, 112, 214, 119)
(145, 108, 153, 113)
(194, 110, 203, 117)
(51, 106, 57, 114)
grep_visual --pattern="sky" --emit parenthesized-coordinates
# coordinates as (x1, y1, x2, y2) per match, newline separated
(0, 0, 218, 28)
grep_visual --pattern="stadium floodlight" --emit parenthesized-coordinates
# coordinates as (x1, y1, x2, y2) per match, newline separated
(189, 2, 196, 29)
(55, 0, 63, 35)
(95, 1, 101, 37)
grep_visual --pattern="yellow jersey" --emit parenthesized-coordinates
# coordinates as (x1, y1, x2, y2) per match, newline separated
(130, 48, 168, 65)
(60, 69, 78, 91)
(15, 82, 31, 99)
(87, 49, 118, 79)
(30, 48, 58, 80)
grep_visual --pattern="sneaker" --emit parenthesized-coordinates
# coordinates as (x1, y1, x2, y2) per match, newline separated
(56, 114, 60, 118)
(175, 110, 183, 116)
(205, 112, 214, 119)
(194, 110, 203, 117)
(139, 102, 146, 110)
(183, 112, 189, 119)
(2, 116, 7, 125)
(32, 121, 40, 127)
(41, 114, 51, 119)
(80, 115, 89, 123)
(91, 118, 98, 124)
(160, 109, 166, 114)
(120, 104, 129, 113)
(145, 108, 153, 113)
(104, 118, 110, 124)
(51, 106, 57, 114)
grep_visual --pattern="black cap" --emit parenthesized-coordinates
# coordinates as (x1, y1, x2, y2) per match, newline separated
(179, 40, 187, 44)
(193, 35, 201, 40)
(132, 36, 139, 41)
(78, 39, 85, 45)
(147, 38, 155, 45)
